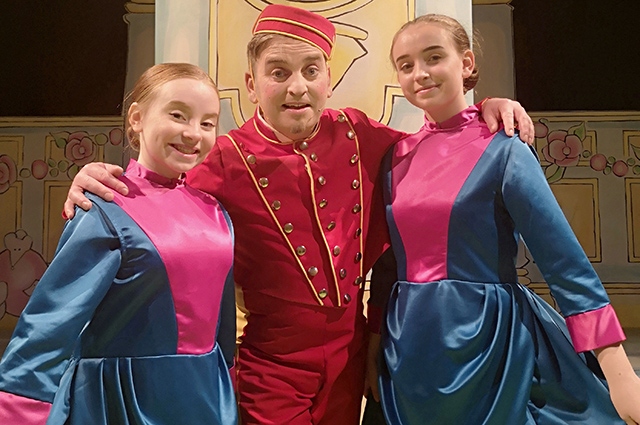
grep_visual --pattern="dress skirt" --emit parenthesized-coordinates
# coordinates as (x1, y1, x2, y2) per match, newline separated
(379, 279, 624, 425)
(47, 345, 236, 425)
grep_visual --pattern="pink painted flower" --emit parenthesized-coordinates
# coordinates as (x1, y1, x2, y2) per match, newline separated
(590, 153, 608, 171)
(0, 155, 17, 194)
(109, 128, 124, 146)
(612, 160, 629, 177)
(534, 121, 549, 139)
(542, 130, 583, 167)
(64, 132, 97, 167)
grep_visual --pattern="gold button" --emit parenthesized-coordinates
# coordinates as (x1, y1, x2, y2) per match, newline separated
(347, 130, 355, 139)
(354, 228, 362, 238)
(259, 177, 269, 188)
(352, 180, 360, 190)
(296, 246, 306, 256)
(354, 276, 364, 286)
(352, 204, 361, 213)
(246, 154, 257, 164)
(343, 294, 352, 303)
(271, 200, 281, 211)
(319, 199, 328, 208)
(333, 246, 341, 256)
(338, 115, 346, 123)
(308, 266, 319, 276)
(310, 153, 318, 162)
(327, 221, 336, 231)
(299, 141, 309, 150)
(355, 252, 362, 262)
(318, 176, 326, 185)
(350, 154, 359, 164)
(318, 288, 328, 298)
(284, 223, 294, 233)
(340, 269, 347, 279)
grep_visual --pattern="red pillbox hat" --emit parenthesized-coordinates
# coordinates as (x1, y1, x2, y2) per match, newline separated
(252, 4, 336, 59)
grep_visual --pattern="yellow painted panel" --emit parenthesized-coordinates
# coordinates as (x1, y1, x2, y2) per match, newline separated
(0, 185, 21, 238)
(549, 179, 600, 261)
(626, 179, 640, 262)
(43, 183, 71, 262)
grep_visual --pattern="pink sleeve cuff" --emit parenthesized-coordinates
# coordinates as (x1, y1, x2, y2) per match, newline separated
(565, 304, 626, 353)
(0, 391, 51, 424)
(367, 304, 383, 334)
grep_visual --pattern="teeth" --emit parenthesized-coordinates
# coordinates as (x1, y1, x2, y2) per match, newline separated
(174, 145, 197, 154)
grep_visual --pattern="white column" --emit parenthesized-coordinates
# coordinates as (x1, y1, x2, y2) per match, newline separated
(155, 0, 210, 69)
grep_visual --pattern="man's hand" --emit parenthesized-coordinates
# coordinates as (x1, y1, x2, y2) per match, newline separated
(481, 98, 534, 145)
(63, 163, 128, 219)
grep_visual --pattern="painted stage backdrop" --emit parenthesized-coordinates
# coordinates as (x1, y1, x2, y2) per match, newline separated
(0, 121, 125, 332)
(1, 0, 639, 347)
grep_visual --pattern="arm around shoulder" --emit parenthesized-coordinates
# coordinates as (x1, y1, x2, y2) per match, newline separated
(63, 162, 127, 219)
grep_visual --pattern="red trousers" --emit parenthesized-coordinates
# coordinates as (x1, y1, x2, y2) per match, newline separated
(237, 293, 367, 424)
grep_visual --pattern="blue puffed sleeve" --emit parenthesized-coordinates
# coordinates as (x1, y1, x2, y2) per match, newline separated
(0, 202, 123, 404)
(501, 137, 611, 317)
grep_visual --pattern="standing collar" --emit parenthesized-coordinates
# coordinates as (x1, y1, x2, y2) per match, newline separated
(124, 159, 185, 188)
(421, 104, 481, 131)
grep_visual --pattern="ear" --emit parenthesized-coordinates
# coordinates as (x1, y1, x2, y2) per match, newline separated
(128, 102, 143, 133)
(462, 49, 475, 79)
(326, 65, 333, 99)
(245, 72, 259, 104)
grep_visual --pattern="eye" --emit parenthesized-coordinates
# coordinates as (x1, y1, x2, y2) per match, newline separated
(201, 121, 216, 130)
(306, 66, 320, 77)
(271, 69, 288, 80)
(170, 112, 185, 120)
(398, 62, 413, 72)
(427, 54, 443, 63)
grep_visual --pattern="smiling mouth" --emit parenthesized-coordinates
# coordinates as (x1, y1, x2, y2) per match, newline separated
(416, 85, 438, 94)
(171, 144, 199, 155)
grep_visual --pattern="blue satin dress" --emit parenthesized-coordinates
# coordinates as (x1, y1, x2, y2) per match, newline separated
(379, 107, 626, 424)
(0, 161, 238, 425)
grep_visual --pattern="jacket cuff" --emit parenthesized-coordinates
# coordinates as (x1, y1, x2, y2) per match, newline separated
(0, 391, 51, 424)
(565, 304, 626, 352)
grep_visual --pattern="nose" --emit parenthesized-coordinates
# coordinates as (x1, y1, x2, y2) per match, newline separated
(183, 121, 203, 143)
(287, 72, 308, 96)
(414, 63, 430, 81)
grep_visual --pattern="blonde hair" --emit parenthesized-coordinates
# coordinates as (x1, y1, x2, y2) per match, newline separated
(125, 63, 218, 151)
(390, 14, 480, 93)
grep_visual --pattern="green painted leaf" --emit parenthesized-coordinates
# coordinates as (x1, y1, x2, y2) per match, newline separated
(568, 122, 586, 140)
(545, 164, 565, 184)
(51, 131, 70, 149)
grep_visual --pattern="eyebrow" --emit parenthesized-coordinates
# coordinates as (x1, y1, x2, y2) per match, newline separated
(263, 53, 324, 67)
(394, 45, 444, 64)
(166, 100, 219, 119)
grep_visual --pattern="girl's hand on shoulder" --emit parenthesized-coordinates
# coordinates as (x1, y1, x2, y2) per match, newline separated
(481, 98, 534, 145)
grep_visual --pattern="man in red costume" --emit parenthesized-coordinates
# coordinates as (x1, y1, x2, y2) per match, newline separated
(63, 5, 532, 424)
